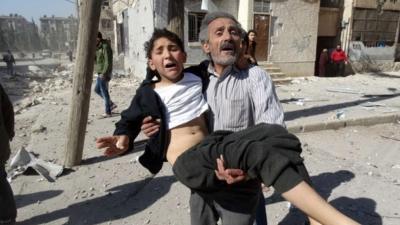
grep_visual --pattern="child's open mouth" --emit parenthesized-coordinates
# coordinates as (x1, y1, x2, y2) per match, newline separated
(165, 62, 177, 69)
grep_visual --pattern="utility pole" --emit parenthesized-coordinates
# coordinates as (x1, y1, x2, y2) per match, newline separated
(167, 0, 185, 39)
(64, 0, 103, 167)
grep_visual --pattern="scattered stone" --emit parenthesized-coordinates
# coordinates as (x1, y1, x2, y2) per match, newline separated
(392, 164, 400, 169)
(32, 124, 47, 133)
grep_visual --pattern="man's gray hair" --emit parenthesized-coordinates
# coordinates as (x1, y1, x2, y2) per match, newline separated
(198, 11, 242, 43)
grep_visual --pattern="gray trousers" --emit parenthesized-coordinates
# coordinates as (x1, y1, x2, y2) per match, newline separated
(173, 123, 311, 225)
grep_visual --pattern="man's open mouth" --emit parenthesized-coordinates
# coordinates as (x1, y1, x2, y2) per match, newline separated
(220, 43, 235, 53)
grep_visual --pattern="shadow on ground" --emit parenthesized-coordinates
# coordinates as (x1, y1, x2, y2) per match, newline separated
(15, 190, 63, 208)
(283, 93, 400, 121)
(18, 175, 176, 225)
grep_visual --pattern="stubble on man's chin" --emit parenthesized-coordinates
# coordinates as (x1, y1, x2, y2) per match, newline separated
(211, 54, 237, 66)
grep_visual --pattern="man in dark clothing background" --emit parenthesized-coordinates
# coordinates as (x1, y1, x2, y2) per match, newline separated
(0, 82, 17, 225)
(2, 50, 16, 76)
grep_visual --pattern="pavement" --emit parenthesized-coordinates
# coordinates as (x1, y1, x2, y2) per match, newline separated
(275, 72, 400, 133)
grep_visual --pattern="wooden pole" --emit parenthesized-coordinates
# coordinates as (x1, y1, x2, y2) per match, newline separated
(64, 0, 103, 167)
(167, 0, 185, 39)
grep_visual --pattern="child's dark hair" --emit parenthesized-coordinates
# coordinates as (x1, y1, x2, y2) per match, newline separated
(247, 29, 257, 36)
(144, 28, 185, 59)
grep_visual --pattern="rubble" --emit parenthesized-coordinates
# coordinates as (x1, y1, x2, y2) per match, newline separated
(8, 147, 63, 182)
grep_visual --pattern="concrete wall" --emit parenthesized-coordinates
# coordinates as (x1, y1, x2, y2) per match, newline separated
(269, 0, 319, 76)
(355, 0, 400, 10)
(349, 41, 396, 72)
(124, 0, 156, 79)
(238, 0, 253, 31)
(349, 41, 396, 61)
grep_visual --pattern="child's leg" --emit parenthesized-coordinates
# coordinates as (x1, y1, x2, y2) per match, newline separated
(282, 181, 359, 225)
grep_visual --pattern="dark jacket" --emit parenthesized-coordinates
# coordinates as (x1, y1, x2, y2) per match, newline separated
(0, 83, 15, 165)
(114, 64, 209, 174)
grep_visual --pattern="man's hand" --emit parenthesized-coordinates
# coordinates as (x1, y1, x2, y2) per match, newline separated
(96, 135, 129, 156)
(141, 116, 160, 137)
(214, 155, 247, 184)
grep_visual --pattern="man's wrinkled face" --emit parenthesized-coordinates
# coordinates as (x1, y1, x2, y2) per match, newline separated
(202, 18, 241, 67)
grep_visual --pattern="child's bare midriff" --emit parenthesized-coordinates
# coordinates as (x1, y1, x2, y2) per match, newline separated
(166, 114, 209, 165)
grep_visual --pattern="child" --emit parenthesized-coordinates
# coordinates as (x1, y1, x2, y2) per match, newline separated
(96, 28, 359, 225)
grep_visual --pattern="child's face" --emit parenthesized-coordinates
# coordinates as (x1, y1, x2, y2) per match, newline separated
(148, 37, 187, 84)
(248, 32, 256, 42)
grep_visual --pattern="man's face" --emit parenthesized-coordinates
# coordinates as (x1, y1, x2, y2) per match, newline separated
(336, 45, 342, 51)
(96, 37, 101, 45)
(202, 18, 241, 67)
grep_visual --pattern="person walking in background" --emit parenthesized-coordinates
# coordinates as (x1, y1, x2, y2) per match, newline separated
(2, 50, 16, 76)
(318, 48, 329, 77)
(243, 30, 258, 65)
(94, 32, 117, 118)
(0, 83, 17, 225)
(331, 44, 348, 77)
(67, 49, 73, 62)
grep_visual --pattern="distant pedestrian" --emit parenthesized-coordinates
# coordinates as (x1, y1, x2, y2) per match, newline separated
(2, 50, 15, 76)
(331, 44, 348, 77)
(94, 32, 116, 118)
(0, 82, 17, 225)
(243, 29, 258, 65)
(318, 49, 329, 77)
(67, 49, 73, 62)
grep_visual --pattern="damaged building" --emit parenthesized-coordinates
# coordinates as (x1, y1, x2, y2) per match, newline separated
(317, 0, 400, 73)
(39, 15, 78, 52)
(108, 0, 400, 78)
(110, 0, 320, 78)
(0, 14, 42, 52)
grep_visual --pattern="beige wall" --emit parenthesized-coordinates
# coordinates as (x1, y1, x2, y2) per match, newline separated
(355, 0, 400, 10)
(318, 8, 340, 37)
(269, 0, 320, 76)
(238, 0, 253, 31)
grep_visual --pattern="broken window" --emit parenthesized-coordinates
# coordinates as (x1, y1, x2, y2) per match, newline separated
(320, 0, 342, 8)
(188, 12, 205, 42)
(254, 0, 270, 13)
(352, 8, 400, 47)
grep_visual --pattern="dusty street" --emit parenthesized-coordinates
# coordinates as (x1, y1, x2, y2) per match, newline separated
(1, 62, 400, 225)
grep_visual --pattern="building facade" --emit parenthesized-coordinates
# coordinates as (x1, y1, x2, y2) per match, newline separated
(341, 0, 400, 71)
(39, 15, 78, 52)
(110, 0, 321, 78)
(0, 14, 41, 52)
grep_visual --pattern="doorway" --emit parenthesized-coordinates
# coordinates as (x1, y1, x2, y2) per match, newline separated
(253, 14, 270, 61)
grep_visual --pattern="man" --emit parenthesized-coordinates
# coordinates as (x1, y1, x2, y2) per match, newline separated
(0, 83, 17, 225)
(330, 44, 348, 77)
(94, 32, 116, 118)
(67, 49, 73, 62)
(2, 50, 15, 76)
(142, 12, 284, 225)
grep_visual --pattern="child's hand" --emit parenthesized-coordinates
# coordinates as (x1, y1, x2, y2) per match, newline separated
(214, 155, 247, 184)
(141, 116, 161, 137)
(96, 135, 129, 156)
